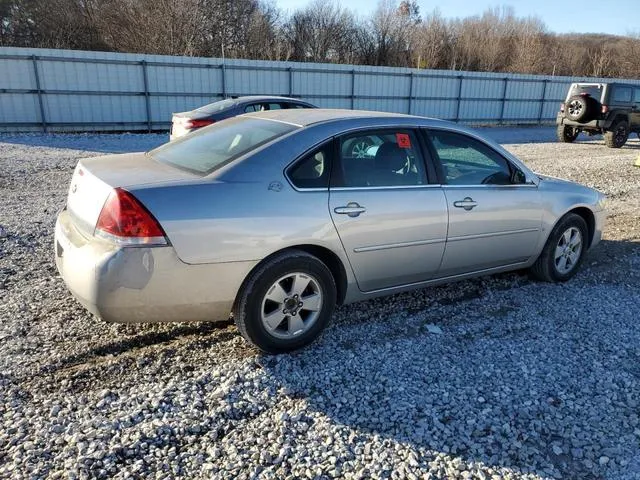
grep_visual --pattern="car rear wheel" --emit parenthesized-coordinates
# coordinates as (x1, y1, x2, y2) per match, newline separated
(233, 250, 336, 353)
(557, 125, 579, 143)
(604, 120, 629, 148)
(530, 213, 588, 282)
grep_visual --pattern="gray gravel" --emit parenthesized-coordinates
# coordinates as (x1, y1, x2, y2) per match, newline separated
(1, 129, 640, 480)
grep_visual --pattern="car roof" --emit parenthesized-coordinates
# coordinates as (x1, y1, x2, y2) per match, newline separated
(233, 95, 310, 104)
(243, 108, 438, 127)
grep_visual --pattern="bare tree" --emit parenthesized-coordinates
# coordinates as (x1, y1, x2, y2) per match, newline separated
(283, 0, 360, 63)
(411, 9, 449, 69)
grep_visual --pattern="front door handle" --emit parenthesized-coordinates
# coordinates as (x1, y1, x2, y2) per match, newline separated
(453, 197, 478, 211)
(334, 202, 366, 217)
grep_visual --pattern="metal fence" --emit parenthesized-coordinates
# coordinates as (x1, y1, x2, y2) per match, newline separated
(2, 47, 640, 133)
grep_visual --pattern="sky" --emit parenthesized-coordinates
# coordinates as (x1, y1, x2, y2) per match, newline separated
(275, 0, 639, 36)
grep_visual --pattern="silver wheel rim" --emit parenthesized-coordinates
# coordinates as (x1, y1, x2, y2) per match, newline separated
(260, 272, 323, 340)
(568, 100, 583, 118)
(554, 227, 583, 274)
(352, 141, 371, 158)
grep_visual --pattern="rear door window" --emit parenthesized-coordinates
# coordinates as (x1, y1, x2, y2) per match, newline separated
(634, 89, 640, 103)
(333, 130, 427, 188)
(244, 103, 267, 113)
(151, 117, 297, 175)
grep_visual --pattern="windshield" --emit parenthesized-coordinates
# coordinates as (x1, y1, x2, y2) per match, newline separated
(150, 117, 298, 175)
(568, 84, 603, 102)
(193, 99, 236, 115)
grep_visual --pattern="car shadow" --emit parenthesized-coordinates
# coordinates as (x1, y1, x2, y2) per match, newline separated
(0, 133, 168, 153)
(259, 238, 640, 479)
(40, 320, 234, 376)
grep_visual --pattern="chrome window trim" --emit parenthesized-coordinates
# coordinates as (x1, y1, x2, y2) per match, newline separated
(441, 183, 538, 189)
(330, 184, 442, 192)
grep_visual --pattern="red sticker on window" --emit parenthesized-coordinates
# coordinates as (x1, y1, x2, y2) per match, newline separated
(396, 133, 411, 148)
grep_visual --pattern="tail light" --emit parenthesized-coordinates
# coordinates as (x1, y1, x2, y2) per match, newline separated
(95, 188, 167, 245)
(601, 105, 609, 114)
(560, 103, 565, 112)
(185, 119, 214, 129)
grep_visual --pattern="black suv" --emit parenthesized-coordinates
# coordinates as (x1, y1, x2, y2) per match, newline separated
(556, 82, 640, 148)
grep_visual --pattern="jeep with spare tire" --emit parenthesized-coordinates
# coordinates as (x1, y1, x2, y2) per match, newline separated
(556, 82, 640, 148)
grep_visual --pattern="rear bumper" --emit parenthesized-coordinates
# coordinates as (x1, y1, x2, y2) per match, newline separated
(556, 114, 611, 130)
(54, 210, 257, 323)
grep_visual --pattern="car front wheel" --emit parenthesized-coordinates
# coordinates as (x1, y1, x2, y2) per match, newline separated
(530, 213, 588, 282)
(233, 250, 337, 353)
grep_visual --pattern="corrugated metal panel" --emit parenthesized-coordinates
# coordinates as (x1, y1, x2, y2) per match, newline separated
(2, 46, 640, 132)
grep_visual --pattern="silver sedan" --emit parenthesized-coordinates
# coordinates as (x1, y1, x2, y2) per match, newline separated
(54, 110, 606, 353)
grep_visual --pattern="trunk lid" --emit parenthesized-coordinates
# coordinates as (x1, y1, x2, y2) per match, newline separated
(66, 152, 196, 237)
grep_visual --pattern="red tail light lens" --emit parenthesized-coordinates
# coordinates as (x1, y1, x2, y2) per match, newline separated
(601, 105, 609, 114)
(96, 188, 167, 245)
(185, 119, 214, 129)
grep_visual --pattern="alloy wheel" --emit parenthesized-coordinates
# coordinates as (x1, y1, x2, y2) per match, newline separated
(554, 227, 583, 274)
(260, 272, 323, 339)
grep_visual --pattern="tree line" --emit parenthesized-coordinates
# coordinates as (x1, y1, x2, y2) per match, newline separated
(1, 0, 639, 79)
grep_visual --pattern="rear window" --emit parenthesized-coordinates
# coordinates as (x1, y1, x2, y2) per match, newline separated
(568, 84, 603, 102)
(193, 99, 236, 115)
(150, 117, 298, 175)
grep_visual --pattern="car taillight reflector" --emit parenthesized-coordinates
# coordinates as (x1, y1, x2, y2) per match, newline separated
(95, 188, 167, 245)
(560, 103, 565, 112)
(601, 105, 609, 114)
(185, 119, 214, 129)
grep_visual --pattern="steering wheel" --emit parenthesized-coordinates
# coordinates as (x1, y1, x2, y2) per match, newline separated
(481, 171, 509, 185)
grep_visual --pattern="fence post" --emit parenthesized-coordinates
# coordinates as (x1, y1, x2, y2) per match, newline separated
(141, 60, 152, 132)
(221, 63, 227, 98)
(538, 79, 549, 125)
(288, 67, 293, 97)
(499, 77, 509, 125)
(31, 55, 47, 133)
(408, 73, 414, 115)
(351, 69, 356, 109)
(454, 75, 463, 122)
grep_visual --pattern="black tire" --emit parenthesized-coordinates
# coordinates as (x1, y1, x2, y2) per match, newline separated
(604, 120, 629, 148)
(556, 125, 579, 143)
(565, 95, 595, 122)
(530, 213, 588, 283)
(233, 250, 337, 354)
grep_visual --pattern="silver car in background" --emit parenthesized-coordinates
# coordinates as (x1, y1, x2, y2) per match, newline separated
(54, 110, 606, 353)
(169, 95, 316, 140)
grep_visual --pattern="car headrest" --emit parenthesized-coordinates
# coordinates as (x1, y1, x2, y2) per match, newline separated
(374, 142, 407, 172)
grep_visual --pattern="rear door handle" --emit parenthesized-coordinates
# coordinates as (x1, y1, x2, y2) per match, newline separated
(334, 202, 366, 217)
(453, 197, 478, 211)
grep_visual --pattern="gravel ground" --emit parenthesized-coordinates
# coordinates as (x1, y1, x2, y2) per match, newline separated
(1, 129, 640, 480)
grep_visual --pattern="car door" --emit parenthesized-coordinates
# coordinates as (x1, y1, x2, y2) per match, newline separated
(329, 128, 448, 292)
(632, 88, 640, 129)
(424, 128, 543, 277)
